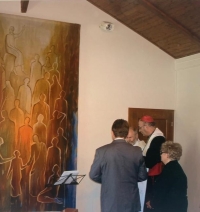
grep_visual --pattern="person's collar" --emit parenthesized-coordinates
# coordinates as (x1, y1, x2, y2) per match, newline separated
(114, 137, 124, 140)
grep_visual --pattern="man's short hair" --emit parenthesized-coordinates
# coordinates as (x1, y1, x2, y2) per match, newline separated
(112, 119, 129, 138)
(145, 122, 156, 127)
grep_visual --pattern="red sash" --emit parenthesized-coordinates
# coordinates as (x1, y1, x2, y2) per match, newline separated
(148, 162, 163, 176)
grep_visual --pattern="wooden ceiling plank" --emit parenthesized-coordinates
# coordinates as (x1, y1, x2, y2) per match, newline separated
(140, 0, 200, 46)
(119, 1, 139, 14)
(104, 1, 132, 16)
(87, 0, 200, 58)
(21, 0, 29, 13)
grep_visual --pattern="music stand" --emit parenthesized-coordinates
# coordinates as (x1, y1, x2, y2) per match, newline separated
(54, 170, 85, 186)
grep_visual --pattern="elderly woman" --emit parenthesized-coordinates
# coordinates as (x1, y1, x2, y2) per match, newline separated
(147, 141, 188, 212)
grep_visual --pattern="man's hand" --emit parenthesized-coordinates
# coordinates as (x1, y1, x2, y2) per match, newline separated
(146, 201, 153, 209)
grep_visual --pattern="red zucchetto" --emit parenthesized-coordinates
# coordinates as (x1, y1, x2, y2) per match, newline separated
(140, 115, 154, 123)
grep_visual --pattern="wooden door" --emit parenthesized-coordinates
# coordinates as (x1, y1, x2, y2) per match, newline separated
(128, 108, 174, 142)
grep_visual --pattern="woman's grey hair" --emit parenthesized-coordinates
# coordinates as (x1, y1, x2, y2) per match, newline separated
(161, 141, 182, 161)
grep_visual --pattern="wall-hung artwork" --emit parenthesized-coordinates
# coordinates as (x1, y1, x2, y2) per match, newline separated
(0, 13, 80, 212)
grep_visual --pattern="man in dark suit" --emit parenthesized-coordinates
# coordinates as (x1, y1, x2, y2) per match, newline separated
(138, 115, 165, 212)
(89, 119, 147, 212)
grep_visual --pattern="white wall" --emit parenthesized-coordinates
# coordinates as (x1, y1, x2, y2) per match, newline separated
(175, 53, 200, 212)
(0, 1, 176, 211)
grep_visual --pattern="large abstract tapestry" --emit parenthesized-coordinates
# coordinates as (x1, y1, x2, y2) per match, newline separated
(0, 13, 80, 212)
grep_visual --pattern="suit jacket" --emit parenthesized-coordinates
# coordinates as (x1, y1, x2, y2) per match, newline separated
(151, 160, 188, 212)
(89, 139, 147, 212)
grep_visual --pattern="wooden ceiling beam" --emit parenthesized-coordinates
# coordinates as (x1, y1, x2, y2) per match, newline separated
(140, 0, 200, 46)
(21, 0, 29, 13)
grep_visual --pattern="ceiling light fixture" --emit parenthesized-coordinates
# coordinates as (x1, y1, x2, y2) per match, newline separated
(99, 21, 114, 32)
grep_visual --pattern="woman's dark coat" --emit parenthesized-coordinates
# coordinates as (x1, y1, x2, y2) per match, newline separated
(151, 160, 188, 212)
